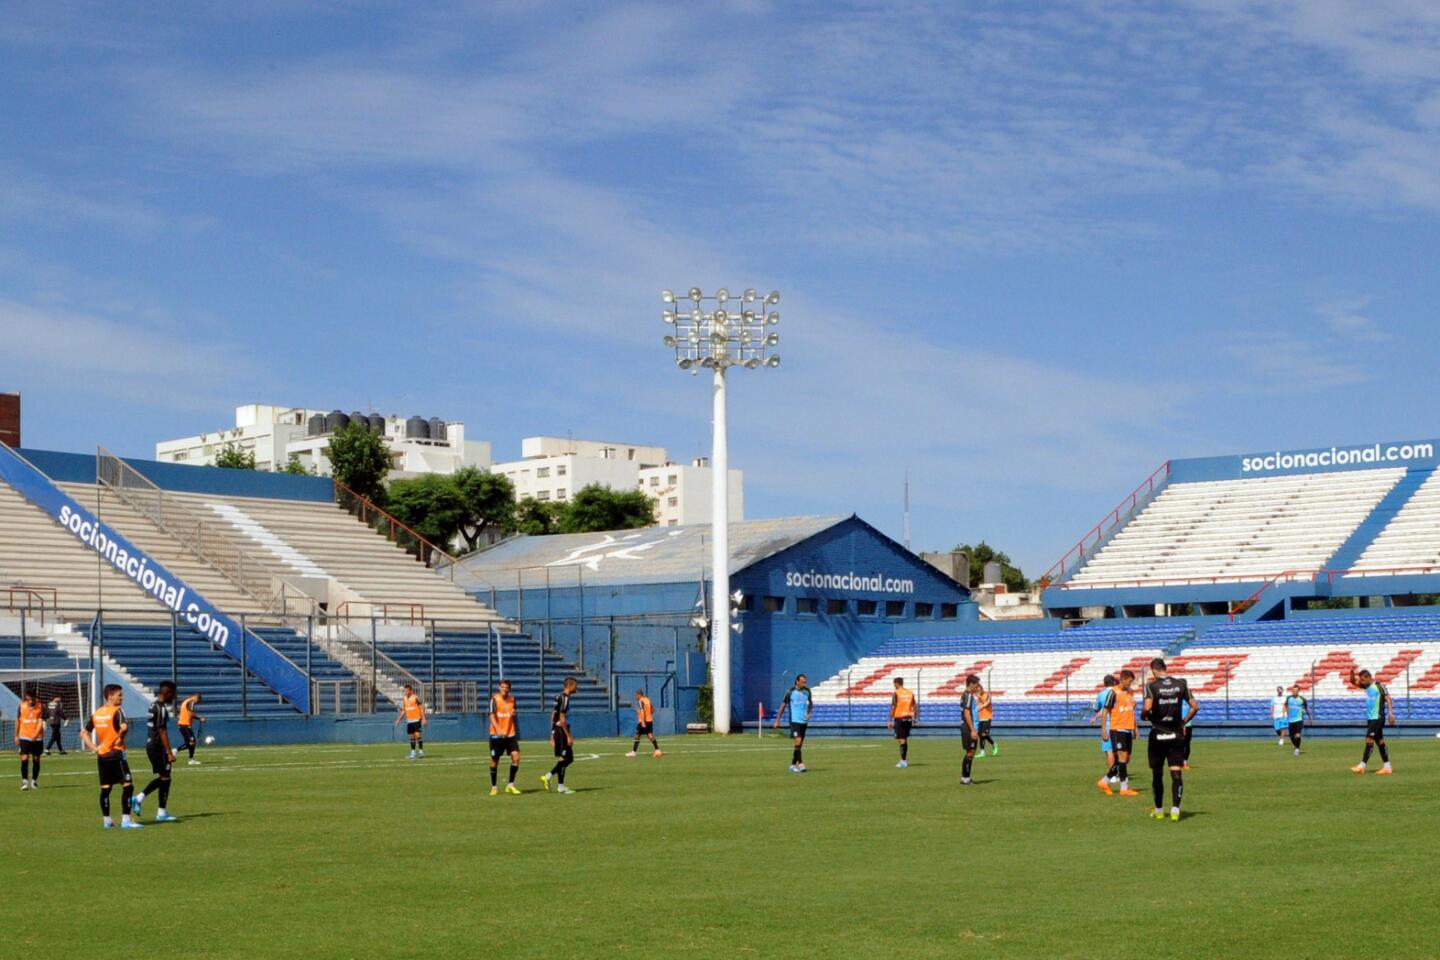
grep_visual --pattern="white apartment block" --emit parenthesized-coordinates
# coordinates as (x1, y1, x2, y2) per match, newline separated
(156, 404, 492, 479)
(491, 436, 743, 526)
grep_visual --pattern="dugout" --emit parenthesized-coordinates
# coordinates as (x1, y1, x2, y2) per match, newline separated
(449, 515, 977, 730)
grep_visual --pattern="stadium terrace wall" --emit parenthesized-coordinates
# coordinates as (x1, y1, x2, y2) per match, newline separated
(17, 448, 334, 502)
(198, 710, 623, 747)
(1170, 437, 1440, 482)
(470, 517, 976, 730)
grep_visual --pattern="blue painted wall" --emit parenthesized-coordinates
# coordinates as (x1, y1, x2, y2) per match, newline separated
(19, 448, 334, 502)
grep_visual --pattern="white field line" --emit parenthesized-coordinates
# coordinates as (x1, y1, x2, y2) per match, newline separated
(30, 741, 884, 779)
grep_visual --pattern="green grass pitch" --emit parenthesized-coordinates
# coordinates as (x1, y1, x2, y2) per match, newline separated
(5, 735, 1437, 958)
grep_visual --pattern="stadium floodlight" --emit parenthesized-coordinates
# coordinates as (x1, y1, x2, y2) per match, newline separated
(661, 285, 783, 734)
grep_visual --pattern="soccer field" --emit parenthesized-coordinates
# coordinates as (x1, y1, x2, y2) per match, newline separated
(6, 735, 1437, 959)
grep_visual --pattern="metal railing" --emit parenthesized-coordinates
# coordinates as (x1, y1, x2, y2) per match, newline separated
(96, 446, 314, 616)
(4, 585, 58, 627)
(1039, 460, 1171, 589)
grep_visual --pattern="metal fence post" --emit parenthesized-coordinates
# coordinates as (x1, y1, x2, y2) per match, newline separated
(240, 614, 249, 719)
(370, 615, 378, 714)
(487, 624, 495, 696)
(170, 612, 178, 688)
(429, 620, 438, 709)
(18, 610, 26, 696)
(538, 635, 546, 710)
(1311, 660, 1318, 720)
(305, 614, 315, 716)
(497, 626, 505, 680)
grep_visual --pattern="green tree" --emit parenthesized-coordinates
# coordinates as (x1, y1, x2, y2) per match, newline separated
(951, 541, 1029, 592)
(451, 466, 516, 549)
(385, 473, 466, 546)
(327, 422, 390, 503)
(515, 497, 565, 536)
(214, 444, 256, 470)
(559, 484, 656, 533)
(281, 453, 316, 476)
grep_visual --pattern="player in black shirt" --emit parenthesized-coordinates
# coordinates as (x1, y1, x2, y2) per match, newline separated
(959, 675, 981, 785)
(1142, 659, 1197, 822)
(133, 681, 179, 823)
(541, 677, 578, 795)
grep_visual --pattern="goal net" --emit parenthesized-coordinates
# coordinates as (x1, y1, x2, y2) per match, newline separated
(1, 667, 90, 752)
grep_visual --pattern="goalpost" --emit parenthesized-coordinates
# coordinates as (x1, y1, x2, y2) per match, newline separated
(1, 665, 90, 752)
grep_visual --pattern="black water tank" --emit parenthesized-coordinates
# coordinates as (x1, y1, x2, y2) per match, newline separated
(428, 417, 445, 442)
(405, 416, 429, 439)
(326, 410, 349, 433)
(368, 414, 385, 435)
(349, 411, 365, 430)
(308, 414, 327, 436)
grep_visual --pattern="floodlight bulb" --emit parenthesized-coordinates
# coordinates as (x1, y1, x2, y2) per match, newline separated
(677, 357, 693, 369)
(688, 329, 700, 343)
(663, 310, 677, 324)
(688, 287, 703, 302)
(743, 358, 760, 369)
(662, 289, 675, 303)
(743, 288, 757, 302)
(690, 308, 703, 322)
(701, 357, 716, 368)
(715, 308, 728, 323)
(766, 311, 780, 325)
(716, 288, 730, 303)
(765, 332, 779, 346)
(663, 335, 677, 348)
(743, 310, 756, 322)
(766, 355, 781, 367)
(711, 332, 726, 345)
(765, 290, 780, 304)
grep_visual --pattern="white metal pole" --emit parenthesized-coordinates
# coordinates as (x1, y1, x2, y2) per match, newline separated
(712, 364, 731, 733)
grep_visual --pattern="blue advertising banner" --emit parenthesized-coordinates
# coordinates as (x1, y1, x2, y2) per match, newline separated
(0, 443, 310, 712)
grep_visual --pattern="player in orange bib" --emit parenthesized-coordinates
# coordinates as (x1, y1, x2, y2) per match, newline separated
(1101, 670, 1140, 797)
(81, 684, 140, 829)
(888, 677, 918, 768)
(176, 692, 204, 765)
(976, 684, 998, 758)
(394, 684, 428, 759)
(15, 692, 45, 790)
(626, 689, 662, 758)
(488, 680, 522, 795)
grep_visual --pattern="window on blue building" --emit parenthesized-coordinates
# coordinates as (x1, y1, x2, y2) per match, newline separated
(885, 600, 906, 618)
(763, 596, 785, 613)
(857, 599, 878, 617)
(795, 597, 818, 614)
(940, 602, 958, 620)
(826, 598, 847, 615)
(915, 602, 934, 618)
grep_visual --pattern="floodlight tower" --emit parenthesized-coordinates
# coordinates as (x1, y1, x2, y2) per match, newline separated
(663, 286, 781, 733)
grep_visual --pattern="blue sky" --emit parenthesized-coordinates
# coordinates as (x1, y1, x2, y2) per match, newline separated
(3, 1, 1439, 576)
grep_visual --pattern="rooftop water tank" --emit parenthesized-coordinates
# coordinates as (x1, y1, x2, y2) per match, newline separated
(307, 414, 327, 436)
(428, 417, 445, 442)
(405, 416, 429, 439)
(325, 410, 349, 433)
(368, 413, 385, 435)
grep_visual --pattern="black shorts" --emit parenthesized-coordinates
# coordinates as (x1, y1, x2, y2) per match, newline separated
(552, 729, 574, 759)
(1288, 721, 1304, 737)
(406, 721, 423, 737)
(489, 736, 519, 759)
(146, 740, 172, 776)
(97, 753, 132, 786)
(978, 720, 992, 736)
(893, 718, 913, 739)
(790, 723, 808, 741)
(1365, 719, 1386, 740)
(961, 726, 977, 751)
(18, 738, 42, 758)
(1148, 732, 1186, 769)
(1111, 730, 1135, 754)
(178, 725, 196, 746)
(635, 722, 655, 737)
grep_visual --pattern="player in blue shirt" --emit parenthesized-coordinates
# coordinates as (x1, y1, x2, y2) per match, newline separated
(773, 675, 813, 773)
(1089, 674, 1119, 794)
(1348, 667, 1395, 775)
(1283, 685, 1311, 757)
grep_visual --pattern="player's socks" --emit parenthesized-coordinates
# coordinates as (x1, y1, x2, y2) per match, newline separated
(121, 784, 134, 819)
(1378, 742, 1389, 763)
(100, 786, 111, 817)
(31, 757, 38, 783)
(1362, 742, 1374, 763)
(20, 758, 28, 782)
(1151, 768, 1164, 808)
(1116, 761, 1127, 785)
(792, 746, 802, 765)
(633, 739, 641, 752)
(1170, 769, 1183, 808)
(900, 743, 908, 761)
(508, 764, 518, 784)
(490, 766, 498, 787)
(962, 755, 973, 779)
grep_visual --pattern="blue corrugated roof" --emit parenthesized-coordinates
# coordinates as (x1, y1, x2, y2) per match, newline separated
(452, 515, 850, 587)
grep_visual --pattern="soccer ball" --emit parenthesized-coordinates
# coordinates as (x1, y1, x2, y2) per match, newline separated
(204, 735, 216, 745)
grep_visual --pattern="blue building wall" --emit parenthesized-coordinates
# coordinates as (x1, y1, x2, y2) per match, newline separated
(473, 517, 975, 729)
(18, 448, 334, 502)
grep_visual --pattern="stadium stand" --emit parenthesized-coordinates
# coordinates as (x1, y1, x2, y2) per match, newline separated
(809, 615, 1440, 726)
(1348, 470, 1440, 573)
(378, 631, 610, 711)
(1067, 469, 1404, 585)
